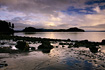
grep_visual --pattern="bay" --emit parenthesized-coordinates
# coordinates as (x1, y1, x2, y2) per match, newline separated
(14, 32, 105, 42)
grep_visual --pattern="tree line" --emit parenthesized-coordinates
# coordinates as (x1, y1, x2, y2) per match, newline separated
(0, 20, 14, 32)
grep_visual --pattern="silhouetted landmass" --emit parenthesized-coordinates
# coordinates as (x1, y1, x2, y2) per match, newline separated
(66, 27, 85, 32)
(0, 20, 14, 33)
(23, 27, 42, 32)
(22, 27, 85, 32)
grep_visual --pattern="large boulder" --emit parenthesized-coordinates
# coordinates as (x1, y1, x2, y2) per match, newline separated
(38, 40, 53, 49)
(89, 46, 99, 53)
(15, 41, 29, 51)
(101, 39, 105, 45)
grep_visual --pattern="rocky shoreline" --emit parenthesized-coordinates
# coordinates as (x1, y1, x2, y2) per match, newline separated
(0, 35, 105, 53)
(0, 35, 105, 70)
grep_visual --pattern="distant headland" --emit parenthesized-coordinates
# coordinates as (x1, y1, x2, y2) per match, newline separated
(22, 27, 85, 32)
(0, 20, 85, 33)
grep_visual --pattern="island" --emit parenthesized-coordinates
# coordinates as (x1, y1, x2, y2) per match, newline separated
(22, 27, 85, 32)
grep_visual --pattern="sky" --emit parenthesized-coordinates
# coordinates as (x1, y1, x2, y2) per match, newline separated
(0, 0, 105, 31)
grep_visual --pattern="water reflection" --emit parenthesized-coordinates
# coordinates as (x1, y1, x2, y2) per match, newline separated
(0, 37, 105, 70)
(100, 45, 105, 53)
(24, 32, 36, 34)
(14, 32, 105, 42)
(1, 44, 105, 70)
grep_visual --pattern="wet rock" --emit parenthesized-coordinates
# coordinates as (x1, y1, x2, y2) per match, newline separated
(56, 46, 58, 48)
(59, 43, 70, 45)
(0, 47, 11, 53)
(101, 39, 105, 45)
(38, 40, 53, 49)
(0, 64, 8, 68)
(42, 49, 51, 53)
(15, 41, 29, 51)
(0, 61, 8, 68)
(89, 46, 99, 53)
(38, 40, 53, 53)
(67, 39, 71, 41)
(1, 42, 5, 45)
(68, 45, 73, 48)
(30, 47, 35, 51)
(73, 43, 79, 47)
(62, 45, 65, 48)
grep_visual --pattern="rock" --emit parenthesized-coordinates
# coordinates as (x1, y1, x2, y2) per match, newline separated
(101, 39, 105, 45)
(0, 60, 8, 68)
(42, 49, 51, 53)
(0, 64, 8, 68)
(56, 46, 58, 48)
(30, 47, 35, 51)
(38, 40, 53, 53)
(38, 40, 53, 49)
(62, 45, 65, 47)
(89, 46, 99, 53)
(15, 41, 29, 51)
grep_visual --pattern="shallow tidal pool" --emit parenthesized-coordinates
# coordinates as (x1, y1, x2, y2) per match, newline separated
(0, 45, 105, 70)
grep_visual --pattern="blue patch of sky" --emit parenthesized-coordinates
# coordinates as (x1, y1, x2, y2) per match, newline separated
(99, 5, 105, 10)
(85, 0, 105, 5)
(61, 6, 97, 15)
(0, 11, 13, 20)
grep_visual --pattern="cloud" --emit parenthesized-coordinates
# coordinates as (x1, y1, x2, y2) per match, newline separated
(0, 0, 72, 16)
(81, 23, 105, 31)
(85, 0, 105, 5)
(93, 6, 101, 13)
(0, 0, 105, 30)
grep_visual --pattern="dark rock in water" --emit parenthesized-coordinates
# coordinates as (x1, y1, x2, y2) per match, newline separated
(73, 43, 79, 47)
(38, 40, 53, 53)
(1, 42, 5, 45)
(30, 47, 35, 51)
(101, 39, 105, 45)
(42, 49, 51, 53)
(15, 41, 29, 51)
(89, 46, 99, 53)
(0, 64, 8, 68)
(56, 46, 58, 48)
(38, 40, 53, 49)
(68, 45, 73, 48)
(62, 45, 65, 47)
(67, 39, 71, 41)
(0, 47, 11, 53)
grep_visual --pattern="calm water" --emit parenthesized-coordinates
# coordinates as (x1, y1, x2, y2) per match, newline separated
(1, 32, 105, 70)
(14, 32, 105, 42)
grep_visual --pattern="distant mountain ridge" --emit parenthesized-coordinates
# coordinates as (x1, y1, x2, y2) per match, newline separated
(22, 27, 85, 32)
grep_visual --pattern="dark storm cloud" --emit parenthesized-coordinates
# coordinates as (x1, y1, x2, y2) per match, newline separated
(0, 0, 72, 15)
(100, 5, 105, 10)
(62, 6, 98, 15)
(0, 0, 96, 15)
(0, 0, 105, 30)
(86, 0, 105, 5)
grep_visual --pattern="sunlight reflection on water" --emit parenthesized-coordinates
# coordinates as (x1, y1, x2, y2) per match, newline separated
(14, 32, 105, 42)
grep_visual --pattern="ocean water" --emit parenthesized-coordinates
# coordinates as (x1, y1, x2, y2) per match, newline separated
(14, 32, 105, 42)
(1, 32, 105, 70)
